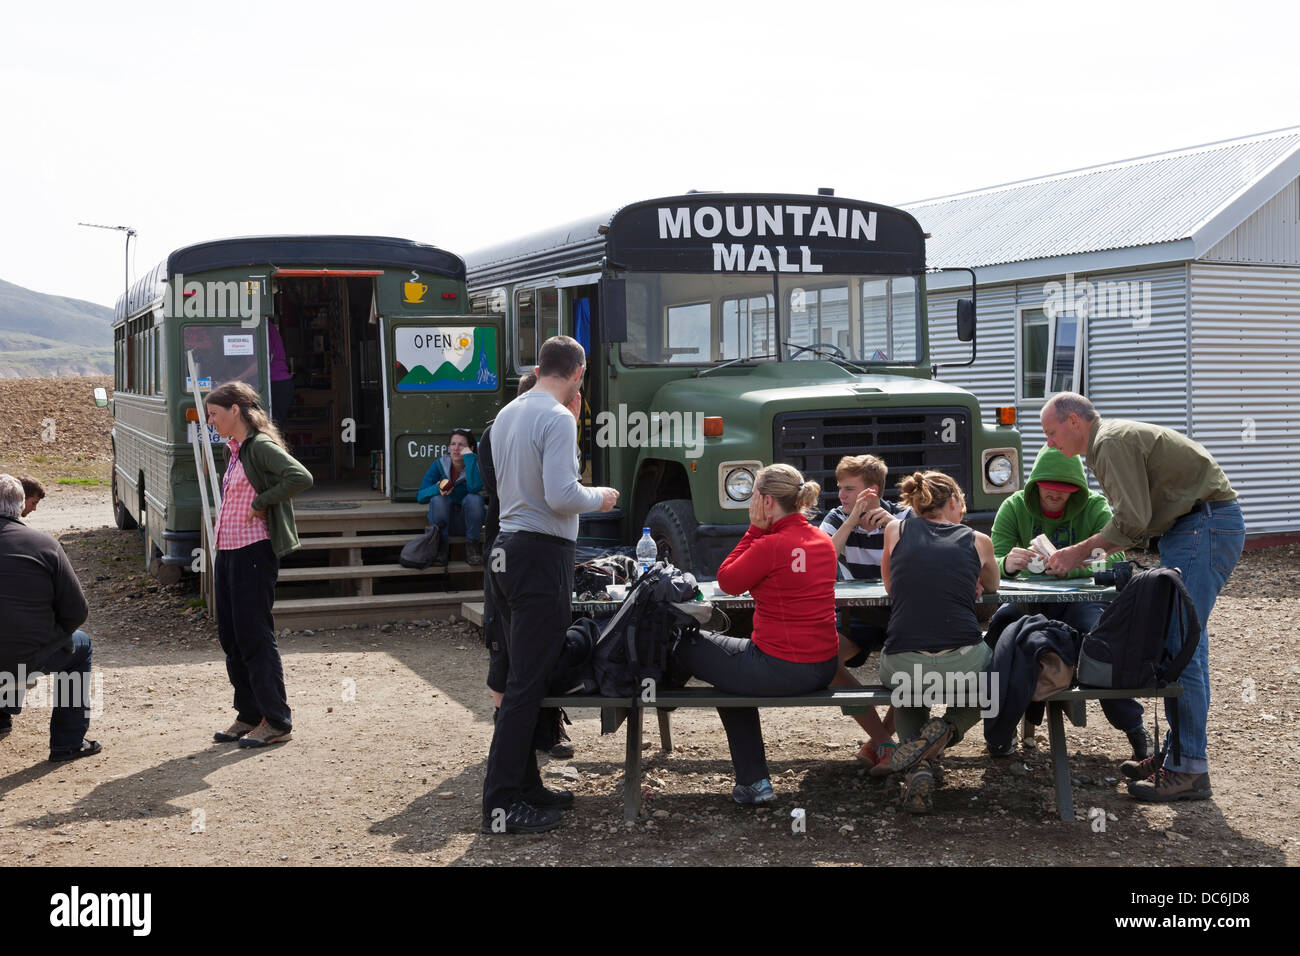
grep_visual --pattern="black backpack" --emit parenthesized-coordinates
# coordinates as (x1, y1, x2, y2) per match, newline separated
(592, 561, 705, 698)
(1077, 564, 1201, 690)
(399, 524, 442, 569)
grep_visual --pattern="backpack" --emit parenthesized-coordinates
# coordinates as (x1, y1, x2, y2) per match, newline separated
(399, 524, 442, 570)
(592, 561, 707, 699)
(1076, 564, 1201, 690)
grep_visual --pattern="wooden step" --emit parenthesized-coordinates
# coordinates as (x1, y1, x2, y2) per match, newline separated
(293, 502, 427, 534)
(294, 533, 470, 550)
(461, 602, 485, 626)
(272, 589, 484, 629)
(278, 561, 479, 582)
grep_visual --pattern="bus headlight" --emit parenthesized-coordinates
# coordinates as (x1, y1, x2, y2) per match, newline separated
(985, 454, 1014, 487)
(725, 467, 755, 502)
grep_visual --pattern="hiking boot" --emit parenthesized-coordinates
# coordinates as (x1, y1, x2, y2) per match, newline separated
(1127, 726, 1154, 762)
(466, 540, 483, 566)
(1121, 751, 1160, 781)
(1128, 768, 1212, 802)
(901, 760, 935, 814)
(868, 741, 897, 778)
(732, 778, 776, 805)
(522, 786, 575, 810)
(546, 740, 574, 759)
(987, 737, 1016, 758)
(481, 800, 564, 834)
(891, 718, 953, 775)
(436, 536, 451, 567)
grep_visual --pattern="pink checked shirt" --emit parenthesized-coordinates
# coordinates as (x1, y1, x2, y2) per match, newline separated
(215, 437, 270, 551)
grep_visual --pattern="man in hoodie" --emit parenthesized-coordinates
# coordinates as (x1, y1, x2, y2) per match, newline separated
(988, 444, 1151, 761)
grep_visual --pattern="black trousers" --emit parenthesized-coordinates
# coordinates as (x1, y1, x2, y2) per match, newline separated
(675, 632, 837, 785)
(215, 540, 292, 731)
(481, 531, 574, 817)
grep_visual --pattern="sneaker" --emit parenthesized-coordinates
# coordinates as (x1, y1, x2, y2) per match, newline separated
(547, 741, 575, 759)
(987, 738, 1016, 758)
(1128, 768, 1212, 802)
(237, 719, 292, 748)
(481, 800, 564, 834)
(732, 778, 776, 805)
(856, 740, 881, 766)
(901, 760, 935, 814)
(891, 718, 953, 775)
(466, 540, 483, 566)
(213, 719, 257, 743)
(522, 785, 575, 810)
(868, 741, 897, 778)
(1121, 752, 1160, 781)
(436, 537, 451, 567)
(1127, 726, 1154, 762)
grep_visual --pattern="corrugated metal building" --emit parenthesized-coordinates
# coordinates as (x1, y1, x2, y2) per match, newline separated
(907, 127, 1300, 535)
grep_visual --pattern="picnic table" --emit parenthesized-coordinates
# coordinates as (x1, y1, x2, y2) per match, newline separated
(553, 577, 1179, 822)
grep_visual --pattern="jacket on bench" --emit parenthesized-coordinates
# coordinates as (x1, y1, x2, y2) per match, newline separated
(984, 613, 1082, 751)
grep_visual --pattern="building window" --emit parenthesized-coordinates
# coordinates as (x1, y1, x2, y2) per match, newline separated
(1019, 305, 1083, 401)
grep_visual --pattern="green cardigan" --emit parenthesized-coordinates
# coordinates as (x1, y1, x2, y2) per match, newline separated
(232, 430, 314, 558)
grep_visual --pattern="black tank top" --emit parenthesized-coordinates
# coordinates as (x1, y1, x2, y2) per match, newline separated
(886, 518, 983, 653)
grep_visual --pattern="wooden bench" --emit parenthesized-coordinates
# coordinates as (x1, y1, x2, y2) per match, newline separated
(542, 684, 1182, 822)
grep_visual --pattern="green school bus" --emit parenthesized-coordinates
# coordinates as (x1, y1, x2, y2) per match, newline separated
(465, 193, 1022, 576)
(110, 235, 503, 575)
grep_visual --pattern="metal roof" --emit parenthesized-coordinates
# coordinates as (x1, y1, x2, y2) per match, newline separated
(904, 127, 1300, 274)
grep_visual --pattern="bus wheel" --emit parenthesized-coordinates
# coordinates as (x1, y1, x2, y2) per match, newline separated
(112, 469, 137, 530)
(645, 499, 700, 575)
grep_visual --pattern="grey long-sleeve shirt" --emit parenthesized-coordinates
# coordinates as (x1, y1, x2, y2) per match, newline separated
(492, 389, 603, 540)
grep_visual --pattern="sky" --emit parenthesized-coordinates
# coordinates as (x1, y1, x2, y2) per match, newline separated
(3, 0, 1298, 308)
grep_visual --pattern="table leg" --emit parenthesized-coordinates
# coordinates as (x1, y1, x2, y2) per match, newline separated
(657, 708, 673, 753)
(1048, 701, 1074, 822)
(624, 703, 643, 822)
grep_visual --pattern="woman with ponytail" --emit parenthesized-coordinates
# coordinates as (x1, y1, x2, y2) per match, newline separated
(673, 464, 838, 805)
(879, 470, 1000, 813)
(204, 381, 313, 749)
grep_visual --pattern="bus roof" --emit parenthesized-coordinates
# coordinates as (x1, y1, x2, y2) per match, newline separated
(115, 235, 464, 322)
(464, 210, 615, 288)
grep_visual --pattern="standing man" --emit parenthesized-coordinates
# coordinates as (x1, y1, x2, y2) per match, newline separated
(481, 336, 618, 834)
(1041, 393, 1244, 802)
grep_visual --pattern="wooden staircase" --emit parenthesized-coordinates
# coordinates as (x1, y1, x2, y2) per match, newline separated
(271, 498, 485, 629)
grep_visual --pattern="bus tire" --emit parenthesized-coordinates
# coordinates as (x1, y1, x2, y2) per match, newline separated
(112, 468, 137, 530)
(645, 499, 701, 575)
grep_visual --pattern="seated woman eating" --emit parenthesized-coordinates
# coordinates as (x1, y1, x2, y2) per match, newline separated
(673, 464, 838, 804)
(880, 470, 1000, 814)
(416, 427, 485, 566)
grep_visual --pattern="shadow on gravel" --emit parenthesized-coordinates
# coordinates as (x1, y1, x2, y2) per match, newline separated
(13, 744, 264, 830)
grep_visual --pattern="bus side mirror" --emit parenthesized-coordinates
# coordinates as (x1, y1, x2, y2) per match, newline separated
(92, 386, 109, 408)
(600, 278, 628, 343)
(956, 298, 976, 342)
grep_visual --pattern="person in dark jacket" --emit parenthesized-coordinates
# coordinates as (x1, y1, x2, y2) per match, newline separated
(0, 474, 100, 762)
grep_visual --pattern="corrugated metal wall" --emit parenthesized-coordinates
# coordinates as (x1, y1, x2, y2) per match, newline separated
(1204, 176, 1300, 265)
(930, 265, 1189, 487)
(1189, 262, 1300, 533)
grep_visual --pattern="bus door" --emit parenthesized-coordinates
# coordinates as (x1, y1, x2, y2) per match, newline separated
(382, 313, 505, 500)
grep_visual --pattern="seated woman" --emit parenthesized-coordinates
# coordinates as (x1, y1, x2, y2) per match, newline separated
(673, 464, 838, 804)
(416, 428, 485, 566)
(879, 470, 1000, 814)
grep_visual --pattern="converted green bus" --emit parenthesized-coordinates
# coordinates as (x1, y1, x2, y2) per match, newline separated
(110, 235, 502, 576)
(465, 192, 1021, 575)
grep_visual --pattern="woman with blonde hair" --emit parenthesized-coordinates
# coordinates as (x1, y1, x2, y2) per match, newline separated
(672, 464, 838, 804)
(204, 381, 313, 748)
(879, 470, 999, 812)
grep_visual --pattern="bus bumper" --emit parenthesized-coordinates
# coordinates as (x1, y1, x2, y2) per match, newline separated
(160, 529, 200, 566)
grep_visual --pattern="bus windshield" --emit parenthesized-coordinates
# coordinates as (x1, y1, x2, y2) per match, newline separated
(619, 272, 921, 367)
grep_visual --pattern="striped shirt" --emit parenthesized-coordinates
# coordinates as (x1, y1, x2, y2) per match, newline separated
(215, 437, 270, 551)
(819, 500, 911, 581)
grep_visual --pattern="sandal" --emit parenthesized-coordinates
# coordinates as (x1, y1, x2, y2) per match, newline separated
(238, 720, 292, 748)
(891, 718, 953, 775)
(214, 720, 258, 743)
(868, 741, 897, 778)
(49, 739, 102, 763)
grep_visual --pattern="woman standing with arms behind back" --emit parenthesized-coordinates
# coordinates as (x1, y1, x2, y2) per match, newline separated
(880, 470, 999, 813)
(205, 381, 313, 749)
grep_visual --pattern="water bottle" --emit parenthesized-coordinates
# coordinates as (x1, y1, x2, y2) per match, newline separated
(636, 527, 657, 579)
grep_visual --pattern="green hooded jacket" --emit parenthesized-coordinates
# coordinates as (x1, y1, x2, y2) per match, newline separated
(990, 444, 1124, 579)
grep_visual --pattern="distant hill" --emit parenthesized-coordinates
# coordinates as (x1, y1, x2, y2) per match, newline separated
(0, 278, 114, 377)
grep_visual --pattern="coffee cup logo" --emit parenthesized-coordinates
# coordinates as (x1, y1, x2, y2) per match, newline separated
(403, 276, 429, 303)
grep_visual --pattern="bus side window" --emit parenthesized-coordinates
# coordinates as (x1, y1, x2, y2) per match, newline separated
(514, 288, 536, 371)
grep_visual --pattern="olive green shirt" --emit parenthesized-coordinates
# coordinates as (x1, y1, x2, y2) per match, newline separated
(1085, 418, 1236, 550)
(235, 430, 314, 557)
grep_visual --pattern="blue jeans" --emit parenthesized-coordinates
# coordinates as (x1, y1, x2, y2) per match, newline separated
(6, 630, 95, 751)
(1155, 500, 1245, 773)
(427, 492, 485, 543)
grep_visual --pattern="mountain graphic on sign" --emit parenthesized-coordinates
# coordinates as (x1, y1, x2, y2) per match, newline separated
(396, 327, 498, 390)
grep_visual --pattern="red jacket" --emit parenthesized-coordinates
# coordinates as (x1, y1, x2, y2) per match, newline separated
(716, 512, 838, 663)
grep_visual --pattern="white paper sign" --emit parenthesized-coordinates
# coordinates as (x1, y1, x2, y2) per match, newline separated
(224, 334, 254, 356)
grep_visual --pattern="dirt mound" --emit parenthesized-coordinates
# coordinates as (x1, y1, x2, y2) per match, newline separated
(0, 375, 113, 482)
